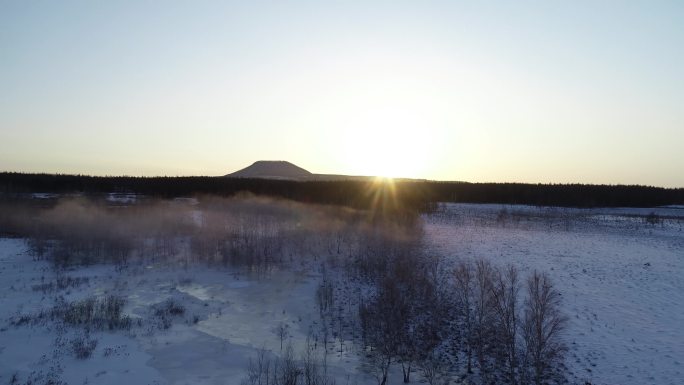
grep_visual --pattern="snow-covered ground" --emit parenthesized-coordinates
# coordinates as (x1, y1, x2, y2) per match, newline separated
(0, 238, 372, 385)
(424, 204, 684, 385)
(1, 203, 683, 385)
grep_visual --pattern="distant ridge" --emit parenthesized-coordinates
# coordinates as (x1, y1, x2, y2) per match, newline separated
(225, 160, 426, 182)
(226, 160, 312, 180)
(225, 161, 383, 181)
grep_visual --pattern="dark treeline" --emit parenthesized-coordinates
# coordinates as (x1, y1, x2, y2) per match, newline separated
(430, 182, 684, 208)
(1, 172, 683, 209)
(0, 172, 431, 213)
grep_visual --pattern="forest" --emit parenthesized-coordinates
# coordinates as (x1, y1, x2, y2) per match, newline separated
(1, 171, 683, 209)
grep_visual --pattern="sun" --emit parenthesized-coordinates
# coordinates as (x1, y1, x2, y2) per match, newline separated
(340, 107, 433, 178)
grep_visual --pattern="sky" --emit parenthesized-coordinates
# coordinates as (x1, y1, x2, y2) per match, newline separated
(1, 1, 683, 186)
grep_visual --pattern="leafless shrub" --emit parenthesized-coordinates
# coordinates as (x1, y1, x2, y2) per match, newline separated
(645, 211, 662, 225)
(153, 299, 186, 330)
(242, 344, 335, 385)
(418, 350, 447, 385)
(55, 295, 131, 331)
(31, 276, 89, 293)
(70, 335, 98, 359)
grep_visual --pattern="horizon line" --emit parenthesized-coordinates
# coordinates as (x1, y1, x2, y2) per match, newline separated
(1, 170, 682, 190)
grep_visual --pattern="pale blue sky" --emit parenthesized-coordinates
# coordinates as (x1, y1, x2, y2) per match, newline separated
(1, 1, 682, 186)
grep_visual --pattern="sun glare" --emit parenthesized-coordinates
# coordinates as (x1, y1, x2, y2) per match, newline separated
(340, 107, 433, 178)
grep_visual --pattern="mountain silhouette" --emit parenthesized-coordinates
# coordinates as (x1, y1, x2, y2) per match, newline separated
(226, 161, 423, 181)
(226, 161, 313, 180)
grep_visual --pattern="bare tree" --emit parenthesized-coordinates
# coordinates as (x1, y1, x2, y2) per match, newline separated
(321, 322, 330, 368)
(301, 343, 335, 385)
(243, 343, 335, 385)
(362, 348, 392, 385)
(242, 348, 274, 385)
(454, 261, 474, 374)
(417, 350, 446, 385)
(316, 273, 334, 319)
(279, 344, 302, 385)
(491, 264, 521, 385)
(472, 259, 495, 382)
(521, 271, 567, 385)
(359, 277, 407, 385)
(396, 256, 444, 384)
(277, 322, 289, 351)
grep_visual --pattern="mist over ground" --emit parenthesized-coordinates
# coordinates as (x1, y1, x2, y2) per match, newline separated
(0, 194, 420, 269)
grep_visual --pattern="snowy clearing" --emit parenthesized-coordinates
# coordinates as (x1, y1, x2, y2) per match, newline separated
(424, 204, 684, 385)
